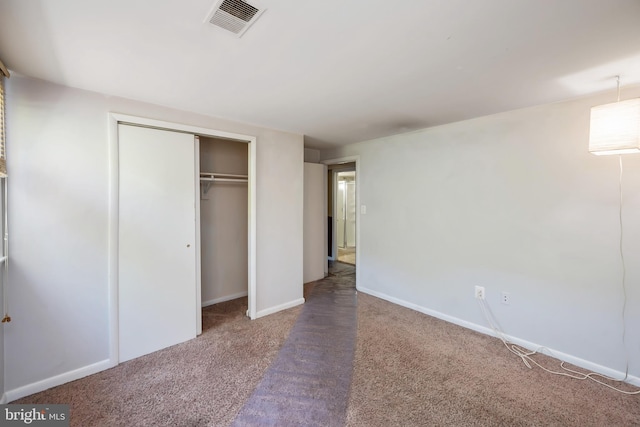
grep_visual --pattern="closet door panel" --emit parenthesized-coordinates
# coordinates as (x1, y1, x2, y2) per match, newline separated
(303, 163, 326, 283)
(118, 124, 197, 362)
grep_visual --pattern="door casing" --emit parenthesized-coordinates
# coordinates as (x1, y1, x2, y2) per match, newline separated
(322, 156, 360, 288)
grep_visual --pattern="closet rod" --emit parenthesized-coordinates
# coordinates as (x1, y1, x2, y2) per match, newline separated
(200, 172, 248, 179)
(200, 177, 248, 183)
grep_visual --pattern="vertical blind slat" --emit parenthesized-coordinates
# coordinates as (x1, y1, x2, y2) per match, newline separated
(0, 74, 6, 177)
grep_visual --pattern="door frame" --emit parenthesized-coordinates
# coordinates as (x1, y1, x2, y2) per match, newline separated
(335, 170, 356, 249)
(108, 113, 257, 366)
(322, 156, 360, 288)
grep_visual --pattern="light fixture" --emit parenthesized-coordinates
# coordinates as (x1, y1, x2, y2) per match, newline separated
(589, 77, 640, 155)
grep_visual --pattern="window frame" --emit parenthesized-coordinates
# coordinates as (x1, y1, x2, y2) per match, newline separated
(0, 62, 9, 323)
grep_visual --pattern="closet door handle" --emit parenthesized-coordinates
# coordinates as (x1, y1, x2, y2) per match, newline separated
(187, 244, 191, 248)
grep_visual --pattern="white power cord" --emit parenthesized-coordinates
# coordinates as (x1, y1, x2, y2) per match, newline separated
(476, 152, 639, 395)
(618, 155, 629, 381)
(477, 298, 640, 395)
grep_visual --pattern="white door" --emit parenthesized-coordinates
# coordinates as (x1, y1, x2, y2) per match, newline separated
(118, 124, 197, 362)
(346, 180, 356, 248)
(303, 163, 326, 283)
(336, 180, 345, 248)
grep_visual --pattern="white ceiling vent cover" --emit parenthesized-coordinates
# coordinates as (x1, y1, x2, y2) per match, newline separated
(205, 0, 266, 38)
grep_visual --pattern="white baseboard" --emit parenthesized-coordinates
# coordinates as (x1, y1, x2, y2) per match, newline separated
(0, 393, 7, 404)
(4, 296, 305, 401)
(202, 291, 248, 307)
(255, 297, 305, 319)
(5, 359, 114, 402)
(357, 286, 640, 388)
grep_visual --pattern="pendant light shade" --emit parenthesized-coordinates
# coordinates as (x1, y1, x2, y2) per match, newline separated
(589, 98, 640, 155)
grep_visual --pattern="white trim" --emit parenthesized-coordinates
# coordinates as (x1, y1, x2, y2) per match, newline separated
(202, 291, 248, 307)
(323, 165, 328, 275)
(322, 156, 360, 289)
(5, 359, 114, 403)
(248, 137, 257, 319)
(357, 285, 640, 388)
(111, 114, 255, 144)
(194, 138, 202, 335)
(107, 114, 119, 365)
(0, 393, 7, 404)
(107, 113, 259, 366)
(255, 298, 305, 319)
(331, 169, 338, 261)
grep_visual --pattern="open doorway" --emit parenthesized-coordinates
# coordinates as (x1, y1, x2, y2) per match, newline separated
(326, 162, 357, 266)
(336, 171, 356, 265)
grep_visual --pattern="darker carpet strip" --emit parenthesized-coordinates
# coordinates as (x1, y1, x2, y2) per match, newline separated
(232, 265, 357, 427)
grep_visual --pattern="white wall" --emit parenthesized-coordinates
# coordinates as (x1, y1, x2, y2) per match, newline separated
(321, 88, 640, 382)
(200, 137, 248, 305)
(304, 148, 320, 163)
(303, 163, 326, 283)
(4, 75, 304, 398)
(254, 130, 304, 316)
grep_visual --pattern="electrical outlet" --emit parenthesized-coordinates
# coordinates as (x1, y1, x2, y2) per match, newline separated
(501, 292, 510, 305)
(475, 285, 485, 300)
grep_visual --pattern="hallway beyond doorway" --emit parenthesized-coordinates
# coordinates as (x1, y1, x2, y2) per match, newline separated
(338, 247, 356, 265)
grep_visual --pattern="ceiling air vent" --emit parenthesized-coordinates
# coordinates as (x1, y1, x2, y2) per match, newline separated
(205, 0, 266, 38)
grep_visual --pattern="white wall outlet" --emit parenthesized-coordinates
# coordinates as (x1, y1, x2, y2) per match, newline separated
(501, 292, 510, 305)
(475, 285, 485, 300)
(360, 205, 367, 215)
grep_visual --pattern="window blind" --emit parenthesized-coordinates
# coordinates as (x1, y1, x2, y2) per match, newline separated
(0, 58, 8, 177)
(0, 58, 7, 325)
(0, 75, 6, 177)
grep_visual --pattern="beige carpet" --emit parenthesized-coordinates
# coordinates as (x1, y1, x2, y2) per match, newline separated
(13, 264, 640, 426)
(13, 297, 302, 426)
(347, 291, 640, 426)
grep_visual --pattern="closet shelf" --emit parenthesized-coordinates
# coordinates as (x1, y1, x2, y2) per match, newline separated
(200, 172, 248, 194)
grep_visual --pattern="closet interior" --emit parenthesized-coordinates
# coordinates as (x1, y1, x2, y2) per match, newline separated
(199, 136, 249, 307)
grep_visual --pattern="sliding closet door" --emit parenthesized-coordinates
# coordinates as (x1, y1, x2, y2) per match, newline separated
(118, 124, 197, 362)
